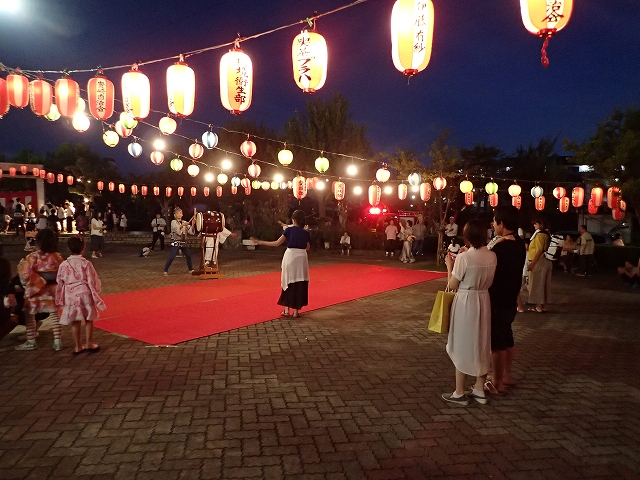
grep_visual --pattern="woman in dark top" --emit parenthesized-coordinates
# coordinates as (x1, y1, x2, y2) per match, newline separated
(251, 209, 310, 318)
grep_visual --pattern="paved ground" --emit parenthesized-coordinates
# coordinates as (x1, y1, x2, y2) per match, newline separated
(0, 240, 639, 479)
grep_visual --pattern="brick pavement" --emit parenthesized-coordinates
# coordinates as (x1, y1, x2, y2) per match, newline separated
(0, 239, 639, 479)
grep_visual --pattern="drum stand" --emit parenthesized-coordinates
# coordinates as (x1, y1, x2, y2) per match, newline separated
(192, 232, 225, 279)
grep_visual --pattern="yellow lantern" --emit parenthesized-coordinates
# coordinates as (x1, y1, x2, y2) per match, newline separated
(520, 0, 573, 67)
(459, 180, 473, 194)
(166, 56, 195, 117)
(391, 0, 434, 76)
(121, 64, 150, 120)
(220, 41, 252, 114)
(375, 167, 391, 183)
(508, 184, 521, 197)
(292, 28, 328, 93)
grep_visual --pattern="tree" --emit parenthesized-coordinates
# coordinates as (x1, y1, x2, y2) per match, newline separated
(460, 143, 504, 179)
(565, 106, 640, 218)
(503, 136, 566, 183)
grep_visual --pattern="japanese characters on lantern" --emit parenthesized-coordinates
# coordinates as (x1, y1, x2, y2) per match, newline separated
(220, 41, 253, 114)
(571, 186, 584, 208)
(122, 64, 150, 120)
(559, 196, 570, 213)
(465, 192, 474, 206)
(293, 175, 307, 200)
(292, 28, 328, 93)
(391, 0, 434, 76)
(87, 73, 115, 121)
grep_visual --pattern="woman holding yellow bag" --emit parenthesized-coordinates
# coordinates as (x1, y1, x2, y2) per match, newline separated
(442, 219, 497, 406)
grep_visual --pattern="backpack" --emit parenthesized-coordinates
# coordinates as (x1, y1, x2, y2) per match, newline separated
(544, 233, 564, 261)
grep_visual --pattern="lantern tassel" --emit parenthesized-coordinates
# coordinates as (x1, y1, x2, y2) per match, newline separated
(540, 36, 551, 68)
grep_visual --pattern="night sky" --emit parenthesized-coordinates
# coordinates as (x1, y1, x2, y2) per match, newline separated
(0, 0, 638, 175)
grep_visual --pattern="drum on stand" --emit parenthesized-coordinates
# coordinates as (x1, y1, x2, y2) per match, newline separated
(193, 211, 225, 279)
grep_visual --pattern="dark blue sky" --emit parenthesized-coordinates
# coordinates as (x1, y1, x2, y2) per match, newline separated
(0, 0, 638, 175)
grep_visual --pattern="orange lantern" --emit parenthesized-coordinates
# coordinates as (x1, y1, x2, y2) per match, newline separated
(333, 180, 345, 201)
(122, 64, 150, 119)
(220, 41, 252, 114)
(465, 192, 474, 206)
(552, 186, 566, 199)
(612, 208, 624, 221)
(419, 182, 431, 202)
(118, 183, 125, 194)
(57, 173, 63, 183)
(489, 193, 499, 207)
(108, 182, 115, 192)
(368, 185, 382, 206)
(177, 186, 184, 197)
(6, 70, 29, 108)
(20, 165, 27, 175)
(191, 187, 197, 197)
(166, 56, 195, 117)
(97, 181, 104, 191)
(607, 187, 620, 209)
(398, 183, 408, 200)
(46, 173, 55, 184)
(512, 195, 522, 210)
(165, 186, 173, 197)
(508, 184, 521, 197)
(520, 0, 573, 67)
(87, 72, 115, 120)
(131, 185, 138, 195)
(9, 167, 16, 177)
(571, 187, 584, 208)
(535, 196, 546, 211)
(204, 187, 210, 197)
(591, 186, 603, 207)
(141, 185, 148, 196)
(0, 78, 8, 117)
(153, 186, 160, 196)
(29, 78, 53, 117)
(66, 175, 73, 185)
(559, 196, 570, 213)
(54, 77, 79, 117)
(293, 175, 307, 200)
(248, 163, 261, 178)
(587, 198, 598, 215)
(292, 28, 328, 93)
(32, 167, 39, 176)
(432, 176, 447, 191)
(39, 169, 46, 179)
(391, 0, 434, 76)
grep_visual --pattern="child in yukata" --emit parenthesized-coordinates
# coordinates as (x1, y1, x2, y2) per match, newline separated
(56, 236, 106, 354)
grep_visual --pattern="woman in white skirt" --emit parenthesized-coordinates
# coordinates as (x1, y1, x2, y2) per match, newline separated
(443, 219, 497, 406)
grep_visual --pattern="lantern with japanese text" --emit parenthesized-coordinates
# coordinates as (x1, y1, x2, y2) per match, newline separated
(141, 185, 148, 196)
(118, 183, 125, 194)
(121, 64, 150, 119)
(587, 198, 598, 215)
(20, 165, 26, 175)
(56, 174, 63, 183)
(433, 176, 447, 191)
(150, 151, 164, 166)
(114, 121, 132, 138)
(535, 196, 546, 211)
(607, 187, 620, 209)
(571, 186, 584, 207)
(159, 116, 177, 135)
(591, 186, 603, 207)
(240, 140, 256, 158)
(465, 192, 474, 206)
(131, 184, 138, 195)
(97, 180, 104, 191)
(398, 183, 408, 200)
(166, 186, 173, 197)
(278, 146, 293, 166)
(520, 0, 573, 67)
(552, 186, 566, 199)
(217, 173, 228, 185)
(241, 178, 251, 189)
(87, 72, 115, 120)
(315, 155, 329, 173)
(170, 158, 183, 171)
(293, 176, 307, 200)
(108, 181, 115, 192)
(489, 193, 499, 207)
(9, 167, 16, 177)
(508, 184, 521, 197)
(559, 196, 570, 213)
(7, 71, 29, 108)
(261, 181, 270, 191)
(530, 186, 544, 198)
(190, 187, 197, 197)
(368, 185, 382, 206)
(46, 172, 54, 184)
(153, 186, 160, 196)
(248, 163, 261, 178)
(419, 182, 431, 202)
(32, 167, 39, 177)
(67, 175, 74, 185)
(292, 28, 328, 93)
(128, 141, 142, 158)
(376, 167, 391, 183)
(0, 78, 8, 117)
(177, 186, 184, 197)
(220, 41, 253, 114)
(391, 0, 434, 76)
(485, 181, 498, 195)
(407, 172, 421, 187)
(29, 78, 53, 117)
(333, 180, 345, 201)
(459, 180, 473, 194)
(202, 131, 218, 149)
(54, 77, 79, 117)
(612, 208, 624, 221)
(217, 186, 223, 197)
(187, 164, 200, 177)
(166, 56, 195, 117)
(103, 130, 119, 147)
(189, 143, 204, 159)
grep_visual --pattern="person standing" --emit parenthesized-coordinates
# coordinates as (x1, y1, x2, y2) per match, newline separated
(163, 208, 194, 276)
(57, 204, 66, 232)
(412, 216, 426, 257)
(65, 201, 75, 233)
(105, 203, 115, 232)
(90, 211, 105, 258)
(36, 207, 48, 231)
(527, 216, 552, 313)
(119, 212, 128, 232)
(398, 219, 415, 263)
(444, 216, 458, 240)
(251, 209, 311, 319)
(150, 213, 166, 251)
(442, 219, 497, 406)
(576, 225, 595, 276)
(13, 198, 25, 236)
(384, 219, 398, 257)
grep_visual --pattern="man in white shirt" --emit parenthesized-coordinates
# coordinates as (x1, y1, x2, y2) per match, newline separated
(444, 216, 458, 239)
(151, 213, 167, 251)
(384, 220, 399, 257)
(64, 201, 75, 233)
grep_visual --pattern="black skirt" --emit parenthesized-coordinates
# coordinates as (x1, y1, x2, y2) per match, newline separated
(277, 281, 309, 310)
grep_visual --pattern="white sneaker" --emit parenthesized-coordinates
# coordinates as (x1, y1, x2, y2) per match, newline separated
(16, 341, 37, 351)
(385, 252, 389, 256)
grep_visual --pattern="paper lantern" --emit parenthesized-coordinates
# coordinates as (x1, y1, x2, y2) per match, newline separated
(189, 143, 204, 159)
(20, 165, 26, 175)
(166, 186, 173, 197)
(188, 187, 196, 197)
(150, 151, 164, 166)
(122, 64, 150, 119)
(56, 173, 63, 183)
(376, 168, 391, 183)
(240, 140, 256, 158)
(128, 141, 142, 158)
(46, 173, 54, 184)
(520, 0, 573, 67)
(177, 186, 184, 197)
(465, 192, 474, 206)
(333, 180, 345, 201)
(72, 113, 90, 132)
(202, 131, 218, 149)
(315, 156, 329, 173)
(508, 184, 521, 197)
(292, 29, 328, 93)
(571, 186, 584, 207)
(131, 184, 138, 195)
(9, 167, 16, 177)
(166, 57, 195, 117)
(209, 186, 219, 198)
(270, 181, 279, 190)
(251, 180, 261, 189)
(391, 0, 434, 76)
(220, 42, 253, 114)
(489, 193, 499, 207)
(29, 79, 53, 116)
(398, 183, 408, 200)
(278, 147, 293, 166)
(67, 175, 74, 185)
(368, 185, 382, 206)
(530, 186, 544, 198)
(248, 163, 261, 178)
(0, 78, 10, 117)
(7, 71, 29, 108)
(103, 130, 119, 147)
(39, 169, 46, 179)
(306, 177, 316, 190)
(419, 182, 431, 202)
(170, 158, 183, 171)
(217, 173, 228, 185)
(231, 186, 237, 195)
(141, 185, 148, 196)
(187, 164, 200, 177)
(159, 116, 177, 135)
(241, 177, 251, 189)
(459, 180, 473, 194)
(433, 176, 447, 191)
(76, 97, 86, 114)
(612, 208, 624, 221)
(485, 181, 498, 195)
(587, 198, 598, 215)
(406, 173, 420, 187)
(244, 187, 251, 195)
(108, 181, 115, 192)
(44, 104, 60, 121)
(86, 73, 115, 120)
(293, 176, 307, 200)
(119, 111, 138, 129)
(118, 183, 125, 194)
(607, 187, 620, 209)
(97, 180, 104, 191)
(32, 167, 39, 176)
(149, 186, 158, 196)
(552, 186, 566, 199)
(54, 77, 79, 117)
(512, 195, 522, 210)
(559, 196, 570, 213)
(619, 200, 627, 212)
(261, 181, 270, 191)
(231, 176, 241, 187)
(114, 121, 132, 138)
(591, 186, 603, 207)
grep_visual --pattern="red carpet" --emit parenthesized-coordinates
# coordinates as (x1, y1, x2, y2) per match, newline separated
(96, 264, 446, 345)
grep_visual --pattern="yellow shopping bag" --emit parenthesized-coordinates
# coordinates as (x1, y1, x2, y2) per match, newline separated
(428, 289, 455, 334)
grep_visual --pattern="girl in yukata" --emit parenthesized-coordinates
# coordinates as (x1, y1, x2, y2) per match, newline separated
(15, 229, 64, 351)
(56, 236, 106, 355)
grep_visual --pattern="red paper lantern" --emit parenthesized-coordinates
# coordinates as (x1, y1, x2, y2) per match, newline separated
(612, 208, 623, 221)
(398, 184, 408, 200)
(54, 77, 79, 117)
(39, 169, 46, 179)
(141, 185, 148, 196)
(203, 186, 210, 197)
(57, 174, 63, 183)
(9, 167, 16, 177)
(108, 181, 115, 192)
(114, 121, 133, 138)
(607, 187, 620, 209)
(433, 176, 447, 191)
(419, 182, 431, 202)
(153, 186, 160, 196)
(29, 79, 53, 116)
(121, 64, 150, 120)
(87, 73, 115, 120)
(248, 163, 261, 178)
(587, 198, 598, 215)
(119, 183, 125, 194)
(240, 177, 251, 189)
(306, 177, 315, 191)
(293, 176, 307, 200)
(177, 186, 184, 197)
(191, 187, 197, 197)
(0, 78, 9, 116)
(131, 184, 138, 195)
(165, 187, 173, 197)
(32, 167, 39, 176)
(559, 196, 570, 213)
(571, 187, 584, 208)
(20, 165, 27, 175)
(552, 186, 566, 199)
(332, 181, 346, 201)
(368, 185, 382, 206)
(150, 151, 164, 165)
(591, 186, 603, 207)
(535, 196, 546, 211)
(6, 71, 29, 108)
(512, 195, 522, 210)
(97, 181, 104, 191)
(216, 186, 223, 197)
(489, 193, 498, 207)
(240, 140, 257, 158)
(231, 186, 238, 195)
(67, 175, 74, 185)
(464, 192, 474, 206)
(188, 143, 204, 159)
(46, 172, 55, 184)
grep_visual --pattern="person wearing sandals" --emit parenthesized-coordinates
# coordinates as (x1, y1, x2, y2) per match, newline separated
(56, 237, 106, 354)
(443, 219, 497, 406)
(486, 206, 526, 394)
(15, 229, 64, 351)
(251, 209, 310, 319)
(527, 216, 552, 313)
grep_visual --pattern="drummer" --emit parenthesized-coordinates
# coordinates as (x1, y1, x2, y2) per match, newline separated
(163, 208, 194, 276)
